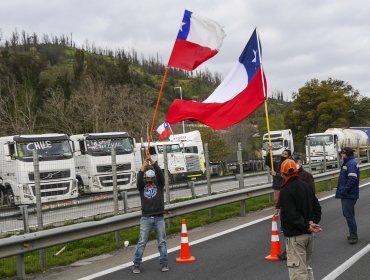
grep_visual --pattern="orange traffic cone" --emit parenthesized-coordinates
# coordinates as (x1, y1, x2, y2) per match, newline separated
(264, 215, 282, 261)
(176, 219, 196, 263)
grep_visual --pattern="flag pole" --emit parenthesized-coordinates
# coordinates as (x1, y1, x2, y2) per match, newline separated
(256, 28, 274, 172)
(147, 67, 169, 153)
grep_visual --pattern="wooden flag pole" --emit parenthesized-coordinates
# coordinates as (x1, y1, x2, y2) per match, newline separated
(256, 28, 274, 172)
(264, 100, 274, 172)
(147, 67, 169, 153)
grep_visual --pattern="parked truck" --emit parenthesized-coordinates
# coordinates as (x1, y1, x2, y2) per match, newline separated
(169, 130, 226, 176)
(136, 140, 204, 182)
(350, 127, 370, 142)
(169, 130, 264, 176)
(262, 129, 294, 160)
(0, 134, 78, 206)
(305, 128, 369, 163)
(71, 132, 137, 194)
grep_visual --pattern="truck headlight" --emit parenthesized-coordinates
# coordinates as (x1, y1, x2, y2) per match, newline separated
(71, 179, 77, 193)
(175, 167, 185, 172)
(92, 176, 101, 188)
(23, 184, 32, 195)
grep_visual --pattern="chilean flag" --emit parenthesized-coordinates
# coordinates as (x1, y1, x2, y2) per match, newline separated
(167, 10, 225, 71)
(166, 29, 267, 130)
(157, 122, 173, 140)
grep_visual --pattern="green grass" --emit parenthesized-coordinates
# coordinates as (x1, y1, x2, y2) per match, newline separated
(1, 170, 369, 278)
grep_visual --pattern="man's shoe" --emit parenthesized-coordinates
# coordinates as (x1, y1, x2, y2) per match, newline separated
(349, 238, 358, 245)
(278, 251, 287, 260)
(161, 265, 169, 272)
(132, 265, 141, 274)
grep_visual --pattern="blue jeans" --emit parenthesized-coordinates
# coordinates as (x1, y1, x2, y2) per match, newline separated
(341, 199, 358, 239)
(133, 215, 168, 266)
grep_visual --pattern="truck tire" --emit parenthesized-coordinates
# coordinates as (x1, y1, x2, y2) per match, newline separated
(255, 160, 263, 171)
(77, 177, 84, 195)
(0, 187, 4, 206)
(167, 171, 175, 184)
(5, 187, 15, 207)
(217, 166, 224, 177)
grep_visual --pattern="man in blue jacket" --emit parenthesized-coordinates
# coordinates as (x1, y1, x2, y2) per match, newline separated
(335, 147, 360, 244)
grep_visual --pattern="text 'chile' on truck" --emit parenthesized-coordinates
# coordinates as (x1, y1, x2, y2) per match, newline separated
(0, 134, 78, 206)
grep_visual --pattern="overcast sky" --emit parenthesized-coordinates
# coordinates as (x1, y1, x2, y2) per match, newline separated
(1, 0, 370, 99)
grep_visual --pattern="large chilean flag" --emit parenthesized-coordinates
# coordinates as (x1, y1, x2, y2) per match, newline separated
(167, 10, 225, 71)
(166, 29, 267, 130)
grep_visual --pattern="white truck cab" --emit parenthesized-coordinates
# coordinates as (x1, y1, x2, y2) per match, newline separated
(0, 134, 78, 206)
(262, 129, 294, 160)
(137, 140, 203, 182)
(71, 132, 136, 194)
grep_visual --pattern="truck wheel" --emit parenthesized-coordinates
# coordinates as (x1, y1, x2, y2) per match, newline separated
(255, 160, 263, 171)
(5, 187, 15, 207)
(77, 178, 85, 195)
(167, 171, 174, 184)
(0, 188, 4, 206)
(217, 166, 224, 177)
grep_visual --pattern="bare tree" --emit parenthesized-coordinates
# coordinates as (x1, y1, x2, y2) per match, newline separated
(42, 77, 151, 136)
(0, 79, 38, 135)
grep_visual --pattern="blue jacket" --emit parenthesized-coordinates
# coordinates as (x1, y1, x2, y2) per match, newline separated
(335, 156, 359, 200)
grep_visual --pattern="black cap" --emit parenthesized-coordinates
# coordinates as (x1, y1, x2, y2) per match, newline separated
(341, 147, 354, 156)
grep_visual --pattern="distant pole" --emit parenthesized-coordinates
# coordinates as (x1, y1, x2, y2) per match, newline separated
(174, 87, 185, 133)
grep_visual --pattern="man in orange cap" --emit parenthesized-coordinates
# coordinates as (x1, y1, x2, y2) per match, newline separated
(278, 159, 322, 280)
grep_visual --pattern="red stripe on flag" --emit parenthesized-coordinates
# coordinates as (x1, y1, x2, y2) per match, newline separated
(166, 68, 266, 130)
(168, 39, 218, 71)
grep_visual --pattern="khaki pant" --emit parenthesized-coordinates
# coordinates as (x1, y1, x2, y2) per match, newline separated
(286, 234, 314, 280)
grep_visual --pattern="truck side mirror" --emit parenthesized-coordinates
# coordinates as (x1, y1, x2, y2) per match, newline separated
(78, 140, 86, 155)
(4, 144, 12, 161)
(71, 141, 81, 156)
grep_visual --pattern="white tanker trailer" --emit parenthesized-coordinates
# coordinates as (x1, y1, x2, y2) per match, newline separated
(305, 128, 369, 162)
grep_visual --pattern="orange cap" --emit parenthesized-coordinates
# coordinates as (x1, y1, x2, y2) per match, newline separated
(281, 159, 297, 175)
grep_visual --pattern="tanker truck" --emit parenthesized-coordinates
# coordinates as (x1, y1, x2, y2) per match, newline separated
(305, 128, 369, 163)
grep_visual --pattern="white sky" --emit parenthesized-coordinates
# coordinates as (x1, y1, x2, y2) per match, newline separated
(1, 0, 370, 99)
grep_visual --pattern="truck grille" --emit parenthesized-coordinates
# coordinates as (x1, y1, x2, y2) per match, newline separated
(31, 182, 70, 197)
(185, 155, 201, 172)
(99, 174, 131, 187)
(29, 170, 71, 181)
(96, 163, 131, 173)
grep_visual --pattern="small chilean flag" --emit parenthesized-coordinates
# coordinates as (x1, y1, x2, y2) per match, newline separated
(168, 10, 225, 71)
(157, 122, 173, 140)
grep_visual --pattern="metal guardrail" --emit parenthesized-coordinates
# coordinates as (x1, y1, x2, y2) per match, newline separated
(1, 163, 369, 277)
(0, 170, 267, 221)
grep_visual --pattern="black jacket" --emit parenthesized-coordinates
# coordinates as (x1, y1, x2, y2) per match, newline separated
(279, 175, 321, 237)
(265, 153, 284, 190)
(137, 162, 165, 216)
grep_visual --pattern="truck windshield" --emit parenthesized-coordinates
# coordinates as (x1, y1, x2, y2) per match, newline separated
(263, 140, 284, 150)
(307, 135, 333, 146)
(157, 144, 182, 154)
(16, 140, 73, 162)
(86, 138, 133, 156)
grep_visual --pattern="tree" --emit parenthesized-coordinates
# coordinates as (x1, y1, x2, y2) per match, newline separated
(284, 78, 362, 151)
(0, 80, 38, 134)
(198, 127, 232, 162)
